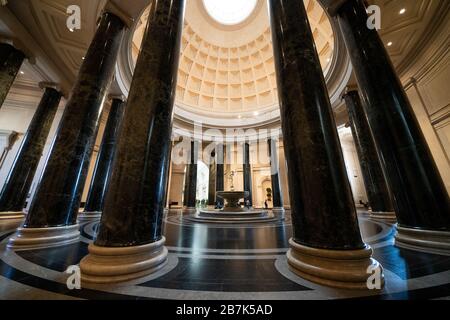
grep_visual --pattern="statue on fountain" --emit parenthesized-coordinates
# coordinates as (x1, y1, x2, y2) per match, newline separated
(193, 168, 273, 223)
(215, 170, 249, 212)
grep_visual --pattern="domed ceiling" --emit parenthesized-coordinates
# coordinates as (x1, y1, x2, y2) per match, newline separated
(130, 0, 335, 127)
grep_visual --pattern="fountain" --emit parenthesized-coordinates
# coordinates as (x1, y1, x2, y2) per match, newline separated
(216, 190, 249, 212)
(185, 170, 277, 223)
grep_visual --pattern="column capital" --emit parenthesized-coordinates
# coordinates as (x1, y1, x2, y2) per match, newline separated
(108, 94, 126, 102)
(39, 82, 61, 92)
(341, 85, 359, 99)
(0, 37, 35, 64)
(321, 0, 350, 17)
(103, 1, 135, 28)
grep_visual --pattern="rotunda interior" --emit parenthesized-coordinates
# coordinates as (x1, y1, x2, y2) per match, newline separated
(0, 0, 449, 302)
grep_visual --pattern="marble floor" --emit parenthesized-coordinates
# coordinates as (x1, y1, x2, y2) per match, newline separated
(1, 209, 450, 300)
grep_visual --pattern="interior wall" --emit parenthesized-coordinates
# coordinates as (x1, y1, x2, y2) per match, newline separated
(278, 140, 290, 209)
(400, 17, 450, 194)
(338, 127, 368, 205)
(168, 163, 185, 208)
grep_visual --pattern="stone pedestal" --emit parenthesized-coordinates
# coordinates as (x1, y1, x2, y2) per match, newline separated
(8, 224, 80, 251)
(80, 237, 168, 284)
(287, 239, 384, 289)
(272, 207, 285, 220)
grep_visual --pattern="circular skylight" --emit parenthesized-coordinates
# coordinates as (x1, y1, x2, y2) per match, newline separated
(203, 0, 258, 25)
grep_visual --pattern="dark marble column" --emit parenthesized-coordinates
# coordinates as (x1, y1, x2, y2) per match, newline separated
(208, 151, 216, 206)
(0, 43, 25, 109)
(81, 0, 185, 283)
(267, 139, 283, 208)
(0, 85, 61, 217)
(183, 140, 198, 211)
(14, 12, 125, 235)
(243, 142, 253, 206)
(333, 0, 450, 238)
(343, 90, 395, 220)
(80, 97, 125, 220)
(216, 144, 225, 207)
(92, 0, 184, 248)
(164, 141, 174, 209)
(269, 0, 382, 289)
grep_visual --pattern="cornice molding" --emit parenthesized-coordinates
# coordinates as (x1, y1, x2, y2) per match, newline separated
(397, 1, 450, 77)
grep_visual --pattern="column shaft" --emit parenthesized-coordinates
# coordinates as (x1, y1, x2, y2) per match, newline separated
(208, 151, 216, 206)
(94, 0, 185, 247)
(0, 43, 25, 109)
(336, 0, 450, 230)
(0, 87, 61, 213)
(83, 98, 125, 214)
(243, 142, 252, 206)
(216, 144, 224, 206)
(343, 91, 394, 214)
(268, 139, 283, 208)
(184, 140, 198, 209)
(269, 0, 364, 250)
(269, 0, 383, 289)
(164, 141, 174, 209)
(23, 12, 125, 228)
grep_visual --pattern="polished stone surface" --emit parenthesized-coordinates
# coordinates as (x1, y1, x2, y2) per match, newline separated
(94, 0, 185, 247)
(1, 210, 450, 299)
(243, 143, 253, 206)
(0, 87, 61, 212)
(23, 13, 125, 228)
(268, 139, 283, 208)
(343, 90, 394, 214)
(183, 140, 197, 208)
(269, 0, 364, 249)
(83, 98, 125, 214)
(215, 144, 225, 207)
(0, 43, 25, 109)
(336, 0, 450, 230)
(207, 154, 216, 206)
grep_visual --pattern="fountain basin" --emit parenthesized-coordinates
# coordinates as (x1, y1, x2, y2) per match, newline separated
(216, 191, 249, 212)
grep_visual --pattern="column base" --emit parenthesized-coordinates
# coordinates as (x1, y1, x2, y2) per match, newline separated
(7, 224, 80, 251)
(395, 226, 450, 256)
(80, 237, 168, 284)
(182, 207, 197, 215)
(0, 211, 26, 220)
(369, 211, 397, 222)
(77, 211, 102, 221)
(272, 207, 285, 219)
(287, 238, 384, 290)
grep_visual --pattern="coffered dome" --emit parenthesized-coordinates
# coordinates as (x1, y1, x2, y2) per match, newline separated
(121, 0, 347, 128)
